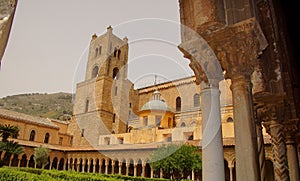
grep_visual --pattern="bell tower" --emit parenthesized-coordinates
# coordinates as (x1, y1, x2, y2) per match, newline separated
(72, 26, 131, 146)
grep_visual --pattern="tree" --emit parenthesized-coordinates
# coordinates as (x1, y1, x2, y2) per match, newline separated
(34, 145, 50, 168)
(150, 143, 202, 180)
(0, 124, 19, 142)
(0, 124, 23, 167)
(0, 141, 24, 165)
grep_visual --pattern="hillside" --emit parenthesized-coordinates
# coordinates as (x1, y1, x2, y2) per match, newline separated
(0, 92, 73, 121)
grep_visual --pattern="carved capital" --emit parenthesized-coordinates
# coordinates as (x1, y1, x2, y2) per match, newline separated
(205, 18, 268, 79)
(283, 119, 299, 138)
(178, 36, 223, 87)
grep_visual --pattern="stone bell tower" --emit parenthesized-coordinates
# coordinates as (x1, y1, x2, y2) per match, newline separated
(72, 26, 131, 146)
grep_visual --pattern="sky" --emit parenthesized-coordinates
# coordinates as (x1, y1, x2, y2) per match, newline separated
(0, 0, 194, 98)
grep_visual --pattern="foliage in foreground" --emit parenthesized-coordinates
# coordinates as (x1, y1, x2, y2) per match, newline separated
(150, 143, 202, 180)
(34, 145, 50, 168)
(0, 167, 169, 181)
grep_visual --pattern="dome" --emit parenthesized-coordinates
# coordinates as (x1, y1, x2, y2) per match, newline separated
(140, 90, 172, 112)
(141, 99, 171, 111)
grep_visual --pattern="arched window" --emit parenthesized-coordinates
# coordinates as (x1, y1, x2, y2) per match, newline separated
(99, 46, 102, 55)
(117, 49, 121, 59)
(193, 93, 200, 107)
(112, 67, 119, 79)
(95, 48, 98, 57)
(91, 66, 99, 78)
(44, 132, 50, 143)
(29, 130, 35, 141)
(176, 97, 181, 111)
(113, 48, 117, 57)
(85, 99, 89, 113)
(227, 117, 233, 122)
(180, 122, 186, 127)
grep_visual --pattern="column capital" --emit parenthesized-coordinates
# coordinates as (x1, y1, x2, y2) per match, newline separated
(283, 119, 299, 142)
(211, 18, 268, 79)
(178, 34, 223, 86)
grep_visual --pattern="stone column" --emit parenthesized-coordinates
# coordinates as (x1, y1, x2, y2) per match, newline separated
(82, 160, 85, 173)
(119, 162, 122, 175)
(99, 162, 102, 174)
(142, 164, 146, 177)
(133, 163, 137, 176)
(228, 165, 234, 181)
(255, 105, 267, 181)
(179, 30, 225, 181)
(284, 120, 300, 181)
(200, 80, 225, 181)
(264, 120, 289, 181)
(126, 162, 129, 176)
(17, 158, 21, 167)
(111, 160, 115, 174)
(93, 163, 96, 173)
(150, 166, 154, 178)
(159, 168, 163, 178)
(191, 170, 195, 180)
(105, 160, 108, 174)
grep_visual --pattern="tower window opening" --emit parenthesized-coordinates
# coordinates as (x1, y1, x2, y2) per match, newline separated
(92, 66, 99, 78)
(99, 46, 102, 55)
(85, 99, 89, 113)
(176, 97, 181, 111)
(114, 48, 117, 57)
(117, 49, 121, 59)
(113, 114, 116, 123)
(113, 67, 119, 79)
(44, 133, 50, 143)
(194, 93, 200, 107)
(114, 86, 118, 96)
(95, 48, 98, 57)
(29, 130, 36, 141)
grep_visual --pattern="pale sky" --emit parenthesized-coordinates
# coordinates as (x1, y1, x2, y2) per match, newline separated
(0, 0, 194, 98)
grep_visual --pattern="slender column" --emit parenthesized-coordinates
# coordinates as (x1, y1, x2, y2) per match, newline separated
(141, 164, 146, 177)
(200, 80, 225, 181)
(26, 159, 29, 167)
(159, 168, 163, 178)
(34, 163, 37, 168)
(99, 162, 102, 174)
(150, 166, 153, 178)
(17, 159, 21, 167)
(133, 163, 137, 176)
(255, 115, 266, 181)
(93, 163, 96, 173)
(119, 163, 122, 175)
(284, 120, 300, 181)
(87, 161, 90, 173)
(82, 160, 85, 173)
(229, 165, 234, 181)
(111, 160, 115, 174)
(191, 170, 194, 180)
(230, 75, 260, 181)
(9, 156, 13, 167)
(126, 162, 129, 176)
(264, 120, 289, 181)
(49, 162, 52, 169)
(76, 162, 79, 172)
(105, 160, 108, 174)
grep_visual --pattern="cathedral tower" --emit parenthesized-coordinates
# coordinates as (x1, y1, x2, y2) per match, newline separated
(72, 26, 131, 146)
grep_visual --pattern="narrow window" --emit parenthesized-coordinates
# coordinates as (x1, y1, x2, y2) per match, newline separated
(143, 116, 148, 126)
(113, 114, 116, 123)
(113, 48, 117, 57)
(59, 137, 63, 145)
(29, 130, 35, 141)
(129, 103, 132, 108)
(81, 129, 85, 137)
(112, 67, 119, 79)
(99, 46, 102, 55)
(193, 93, 200, 107)
(114, 86, 118, 96)
(91, 66, 99, 78)
(85, 99, 89, 113)
(155, 116, 162, 126)
(176, 97, 181, 111)
(44, 132, 50, 143)
(117, 49, 121, 59)
(95, 48, 98, 57)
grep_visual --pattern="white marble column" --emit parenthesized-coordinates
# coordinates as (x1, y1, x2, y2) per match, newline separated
(105, 160, 108, 174)
(119, 163, 122, 175)
(200, 80, 225, 181)
(126, 163, 129, 176)
(150, 167, 154, 178)
(111, 161, 115, 174)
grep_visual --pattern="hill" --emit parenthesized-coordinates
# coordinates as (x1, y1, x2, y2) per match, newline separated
(0, 92, 73, 121)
